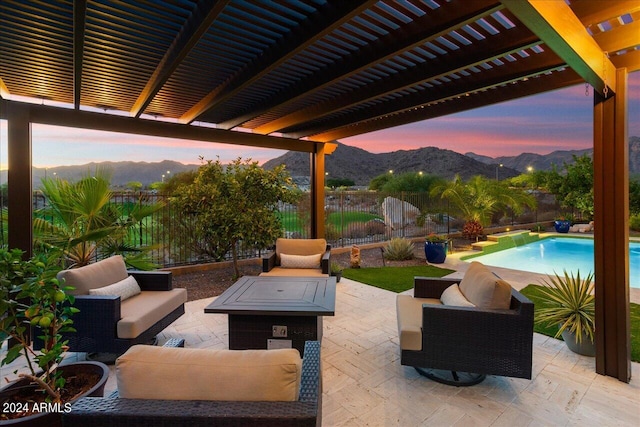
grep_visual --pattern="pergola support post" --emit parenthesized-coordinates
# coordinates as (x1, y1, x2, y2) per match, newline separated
(309, 144, 326, 239)
(7, 102, 33, 258)
(593, 67, 631, 383)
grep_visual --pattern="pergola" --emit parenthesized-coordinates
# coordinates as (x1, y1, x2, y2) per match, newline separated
(1, 0, 638, 382)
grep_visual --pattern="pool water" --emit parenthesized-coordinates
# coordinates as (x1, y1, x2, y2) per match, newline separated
(469, 237, 640, 289)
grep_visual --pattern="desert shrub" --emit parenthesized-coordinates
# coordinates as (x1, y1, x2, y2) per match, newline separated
(384, 237, 414, 261)
(630, 214, 640, 232)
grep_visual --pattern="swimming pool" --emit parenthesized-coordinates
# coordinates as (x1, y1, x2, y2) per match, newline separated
(469, 237, 640, 289)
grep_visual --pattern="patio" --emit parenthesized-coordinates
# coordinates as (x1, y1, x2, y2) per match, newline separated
(99, 259, 639, 426)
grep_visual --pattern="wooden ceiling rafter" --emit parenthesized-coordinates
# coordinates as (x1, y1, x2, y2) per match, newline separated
(130, 0, 229, 118)
(73, 0, 87, 109)
(570, 0, 640, 28)
(228, 0, 503, 133)
(309, 68, 583, 142)
(285, 46, 565, 139)
(178, 0, 375, 124)
(262, 29, 540, 135)
(502, 0, 617, 96)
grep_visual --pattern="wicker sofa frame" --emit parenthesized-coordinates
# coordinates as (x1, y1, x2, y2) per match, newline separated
(401, 277, 533, 384)
(62, 270, 185, 355)
(62, 341, 322, 427)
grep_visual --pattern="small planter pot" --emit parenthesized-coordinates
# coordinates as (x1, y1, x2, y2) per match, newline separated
(0, 361, 109, 426)
(561, 329, 596, 357)
(425, 241, 448, 264)
(554, 220, 571, 233)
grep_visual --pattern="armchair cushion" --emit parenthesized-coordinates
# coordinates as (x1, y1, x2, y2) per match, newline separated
(89, 275, 141, 301)
(116, 345, 302, 402)
(440, 283, 475, 307)
(458, 262, 511, 309)
(275, 238, 327, 263)
(280, 253, 322, 269)
(59, 255, 129, 295)
(118, 289, 187, 339)
(396, 294, 440, 351)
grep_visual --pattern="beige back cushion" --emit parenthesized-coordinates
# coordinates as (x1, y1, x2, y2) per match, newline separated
(117, 345, 302, 401)
(275, 238, 327, 263)
(459, 262, 512, 309)
(58, 255, 129, 295)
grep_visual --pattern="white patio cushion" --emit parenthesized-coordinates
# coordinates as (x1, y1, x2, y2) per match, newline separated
(89, 275, 141, 301)
(440, 283, 475, 307)
(280, 253, 322, 269)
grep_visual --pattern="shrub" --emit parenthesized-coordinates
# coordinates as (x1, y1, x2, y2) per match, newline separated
(462, 220, 484, 241)
(384, 238, 414, 261)
(631, 214, 640, 232)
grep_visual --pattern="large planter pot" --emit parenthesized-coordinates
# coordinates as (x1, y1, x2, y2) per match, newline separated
(0, 361, 109, 426)
(554, 220, 571, 233)
(561, 329, 596, 357)
(425, 241, 448, 264)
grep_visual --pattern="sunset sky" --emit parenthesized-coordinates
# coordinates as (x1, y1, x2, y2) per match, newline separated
(1, 72, 639, 168)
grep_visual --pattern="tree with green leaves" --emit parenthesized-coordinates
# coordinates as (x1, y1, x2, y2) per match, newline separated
(545, 154, 593, 219)
(126, 181, 143, 192)
(431, 174, 537, 229)
(326, 177, 355, 189)
(376, 172, 444, 193)
(172, 158, 300, 278)
(33, 168, 165, 269)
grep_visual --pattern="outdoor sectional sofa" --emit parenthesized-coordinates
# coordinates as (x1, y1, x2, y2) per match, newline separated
(62, 341, 322, 427)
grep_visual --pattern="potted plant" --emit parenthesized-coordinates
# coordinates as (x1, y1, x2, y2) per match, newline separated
(0, 249, 109, 425)
(535, 270, 595, 356)
(330, 263, 343, 283)
(554, 215, 571, 233)
(424, 233, 449, 264)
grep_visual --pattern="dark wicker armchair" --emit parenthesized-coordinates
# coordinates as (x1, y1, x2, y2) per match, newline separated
(261, 238, 331, 277)
(62, 341, 322, 427)
(397, 275, 534, 386)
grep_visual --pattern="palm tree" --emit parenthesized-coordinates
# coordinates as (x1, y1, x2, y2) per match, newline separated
(34, 168, 165, 269)
(432, 174, 537, 228)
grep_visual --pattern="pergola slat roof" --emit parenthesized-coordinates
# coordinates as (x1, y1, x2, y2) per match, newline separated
(1, 0, 637, 145)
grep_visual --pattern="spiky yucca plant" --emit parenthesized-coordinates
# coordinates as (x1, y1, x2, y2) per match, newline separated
(383, 238, 414, 261)
(536, 270, 595, 344)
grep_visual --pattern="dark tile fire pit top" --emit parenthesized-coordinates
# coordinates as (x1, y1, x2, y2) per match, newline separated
(204, 276, 336, 316)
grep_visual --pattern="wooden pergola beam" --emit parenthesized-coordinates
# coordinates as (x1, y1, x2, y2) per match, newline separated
(0, 99, 318, 153)
(73, 0, 87, 109)
(502, 0, 617, 95)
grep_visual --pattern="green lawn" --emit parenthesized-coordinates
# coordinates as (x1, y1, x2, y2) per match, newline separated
(520, 284, 640, 362)
(342, 265, 454, 293)
(277, 211, 383, 233)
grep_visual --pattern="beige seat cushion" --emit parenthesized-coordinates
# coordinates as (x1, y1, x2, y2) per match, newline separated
(275, 238, 327, 264)
(260, 267, 328, 277)
(116, 345, 302, 401)
(396, 294, 441, 351)
(58, 255, 129, 295)
(118, 288, 187, 339)
(458, 262, 512, 309)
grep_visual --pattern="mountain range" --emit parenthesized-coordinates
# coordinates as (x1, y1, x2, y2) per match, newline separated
(3, 136, 638, 189)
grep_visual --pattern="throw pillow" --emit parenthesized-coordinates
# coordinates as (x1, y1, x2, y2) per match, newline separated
(440, 283, 476, 307)
(89, 275, 141, 301)
(280, 253, 322, 269)
(458, 262, 512, 309)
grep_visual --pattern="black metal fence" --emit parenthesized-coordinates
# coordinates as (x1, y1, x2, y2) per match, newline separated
(12, 190, 558, 268)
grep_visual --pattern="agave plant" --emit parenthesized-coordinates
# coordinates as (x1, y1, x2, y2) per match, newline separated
(33, 168, 164, 270)
(536, 270, 595, 344)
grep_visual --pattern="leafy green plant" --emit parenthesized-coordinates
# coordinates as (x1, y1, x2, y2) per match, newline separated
(383, 237, 414, 261)
(330, 262, 343, 274)
(34, 168, 164, 269)
(425, 233, 447, 243)
(535, 270, 595, 344)
(172, 158, 300, 278)
(0, 248, 74, 403)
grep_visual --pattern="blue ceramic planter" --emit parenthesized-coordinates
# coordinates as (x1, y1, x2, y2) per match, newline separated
(554, 220, 571, 233)
(425, 241, 448, 263)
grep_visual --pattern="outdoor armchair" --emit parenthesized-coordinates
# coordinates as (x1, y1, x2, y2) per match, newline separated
(55, 255, 187, 355)
(397, 262, 533, 386)
(261, 238, 331, 277)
